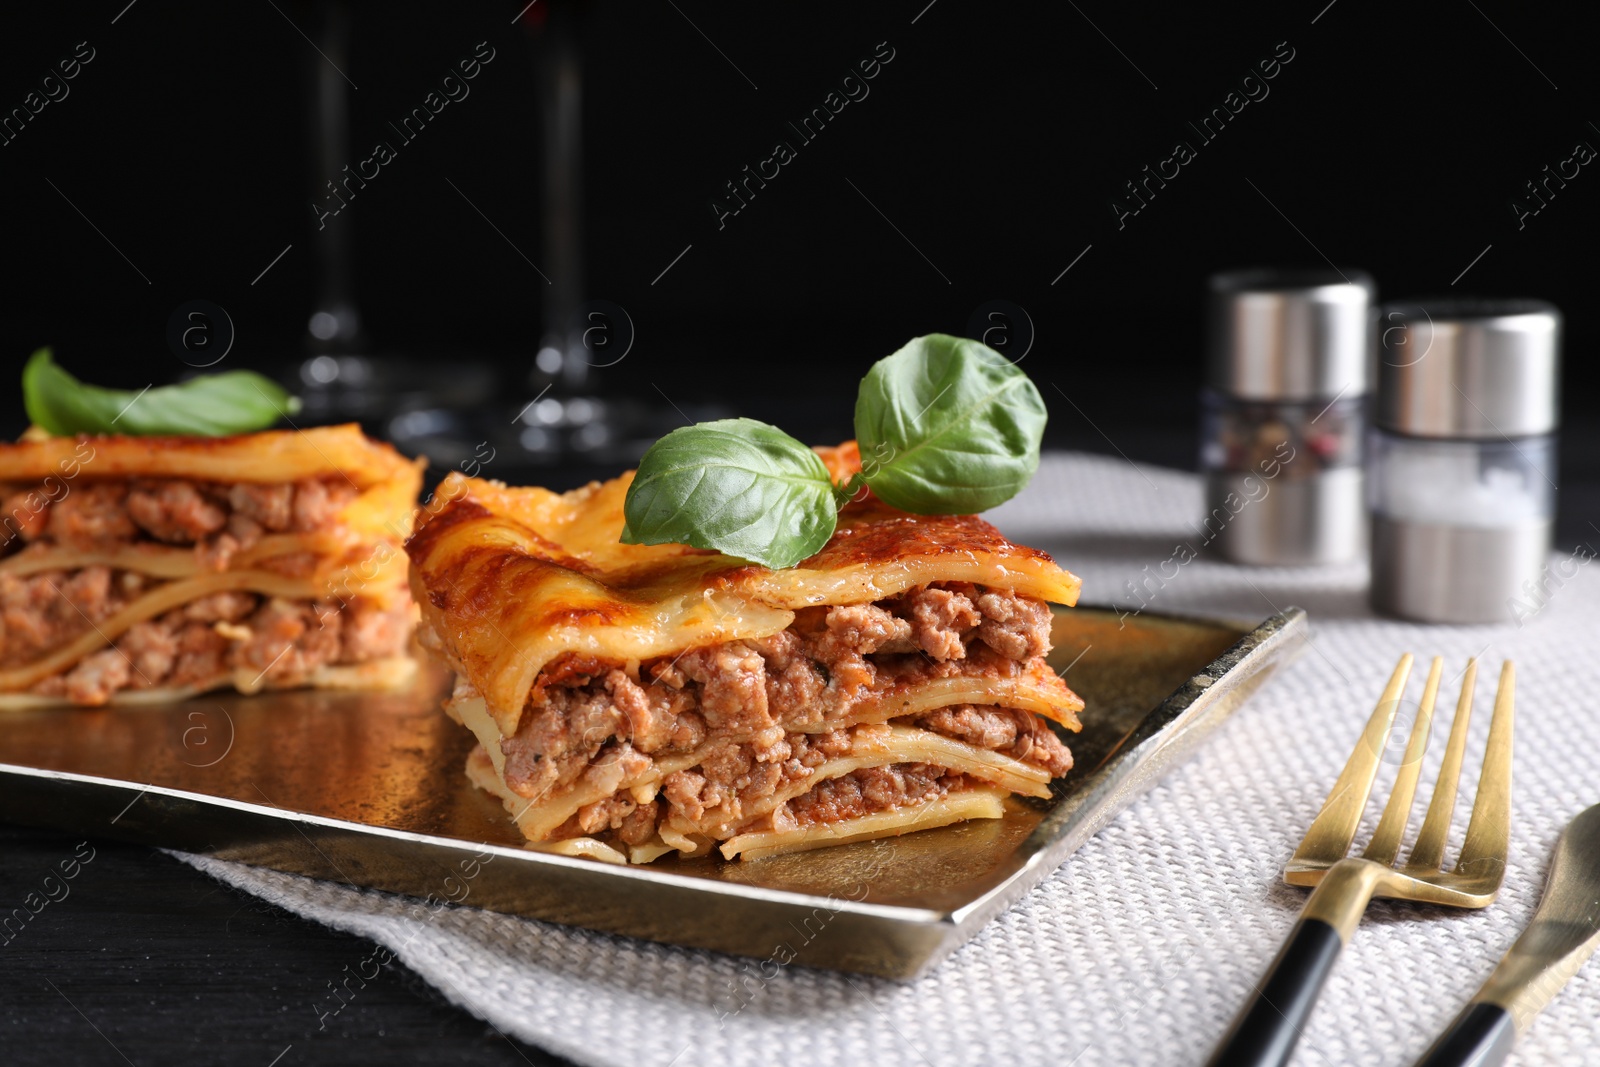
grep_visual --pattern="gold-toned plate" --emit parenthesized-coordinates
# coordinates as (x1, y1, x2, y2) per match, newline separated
(0, 605, 1304, 977)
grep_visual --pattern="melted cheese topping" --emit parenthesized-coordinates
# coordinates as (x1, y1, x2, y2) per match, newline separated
(407, 450, 1082, 738)
(0, 424, 418, 489)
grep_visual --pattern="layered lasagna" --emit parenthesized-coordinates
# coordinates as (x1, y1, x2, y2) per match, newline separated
(406, 444, 1084, 863)
(0, 425, 422, 708)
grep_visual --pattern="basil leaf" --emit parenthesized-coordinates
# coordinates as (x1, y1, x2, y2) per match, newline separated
(621, 418, 839, 568)
(854, 333, 1046, 514)
(22, 348, 301, 437)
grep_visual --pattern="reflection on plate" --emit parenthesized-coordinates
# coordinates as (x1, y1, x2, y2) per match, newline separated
(0, 605, 1304, 977)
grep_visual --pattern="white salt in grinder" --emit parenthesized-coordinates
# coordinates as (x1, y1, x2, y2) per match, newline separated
(1368, 298, 1561, 623)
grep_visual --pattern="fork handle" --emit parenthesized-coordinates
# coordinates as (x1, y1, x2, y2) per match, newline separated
(1412, 1003, 1515, 1067)
(1205, 918, 1343, 1067)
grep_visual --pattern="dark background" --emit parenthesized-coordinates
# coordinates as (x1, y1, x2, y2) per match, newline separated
(3, 0, 1597, 512)
(2, 2, 1597, 1064)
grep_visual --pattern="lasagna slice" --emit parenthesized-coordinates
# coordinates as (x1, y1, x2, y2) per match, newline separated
(0, 425, 423, 708)
(406, 444, 1084, 864)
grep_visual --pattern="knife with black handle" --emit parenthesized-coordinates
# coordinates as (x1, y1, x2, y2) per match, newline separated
(1415, 802, 1600, 1067)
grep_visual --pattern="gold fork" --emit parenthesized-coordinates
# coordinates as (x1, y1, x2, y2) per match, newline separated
(1208, 654, 1516, 1067)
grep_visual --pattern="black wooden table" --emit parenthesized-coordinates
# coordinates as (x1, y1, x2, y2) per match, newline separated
(0, 824, 572, 1067)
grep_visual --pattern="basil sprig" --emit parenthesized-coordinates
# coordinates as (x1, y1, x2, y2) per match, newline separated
(22, 348, 301, 437)
(621, 334, 1045, 568)
(620, 418, 844, 567)
(853, 333, 1046, 514)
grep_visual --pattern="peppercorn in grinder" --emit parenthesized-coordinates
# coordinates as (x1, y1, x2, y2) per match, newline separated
(1200, 269, 1374, 565)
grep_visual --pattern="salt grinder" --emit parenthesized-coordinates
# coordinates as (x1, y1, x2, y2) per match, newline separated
(1201, 268, 1373, 565)
(1369, 298, 1561, 623)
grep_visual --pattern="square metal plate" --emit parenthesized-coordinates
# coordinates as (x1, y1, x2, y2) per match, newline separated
(0, 605, 1303, 977)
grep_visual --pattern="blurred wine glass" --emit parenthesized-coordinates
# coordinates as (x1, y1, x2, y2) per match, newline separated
(283, 0, 698, 488)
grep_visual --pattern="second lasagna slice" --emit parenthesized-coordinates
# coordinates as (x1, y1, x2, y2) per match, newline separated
(0, 425, 421, 707)
(407, 445, 1084, 863)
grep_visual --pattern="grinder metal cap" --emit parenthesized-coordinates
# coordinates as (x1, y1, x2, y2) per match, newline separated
(1376, 298, 1562, 438)
(1206, 268, 1375, 401)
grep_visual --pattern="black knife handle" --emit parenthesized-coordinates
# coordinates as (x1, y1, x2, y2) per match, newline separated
(1413, 1002, 1516, 1067)
(1206, 918, 1344, 1067)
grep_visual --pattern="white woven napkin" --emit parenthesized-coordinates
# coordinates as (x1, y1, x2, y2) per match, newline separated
(176, 453, 1600, 1067)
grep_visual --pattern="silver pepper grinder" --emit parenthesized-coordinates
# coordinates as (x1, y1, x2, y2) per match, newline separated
(1369, 298, 1561, 623)
(1200, 268, 1374, 565)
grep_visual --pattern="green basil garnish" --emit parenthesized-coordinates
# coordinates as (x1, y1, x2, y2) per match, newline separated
(621, 418, 842, 569)
(620, 334, 1045, 568)
(22, 348, 301, 437)
(853, 334, 1046, 514)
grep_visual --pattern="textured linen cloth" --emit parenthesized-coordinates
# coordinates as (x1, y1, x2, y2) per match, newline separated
(176, 453, 1600, 1067)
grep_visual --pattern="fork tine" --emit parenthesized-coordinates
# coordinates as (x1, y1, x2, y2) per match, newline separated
(1407, 659, 1479, 871)
(1291, 653, 1413, 866)
(1363, 656, 1443, 864)
(1454, 661, 1515, 877)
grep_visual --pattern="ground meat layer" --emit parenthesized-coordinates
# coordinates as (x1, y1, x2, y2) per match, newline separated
(914, 704, 1073, 777)
(1, 476, 361, 570)
(500, 582, 1056, 798)
(787, 763, 968, 829)
(2, 565, 411, 705)
(0, 472, 407, 704)
(653, 723, 869, 834)
(541, 699, 1072, 848)
(482, 583, 1070, 854)
(553, 743, 990, 848)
